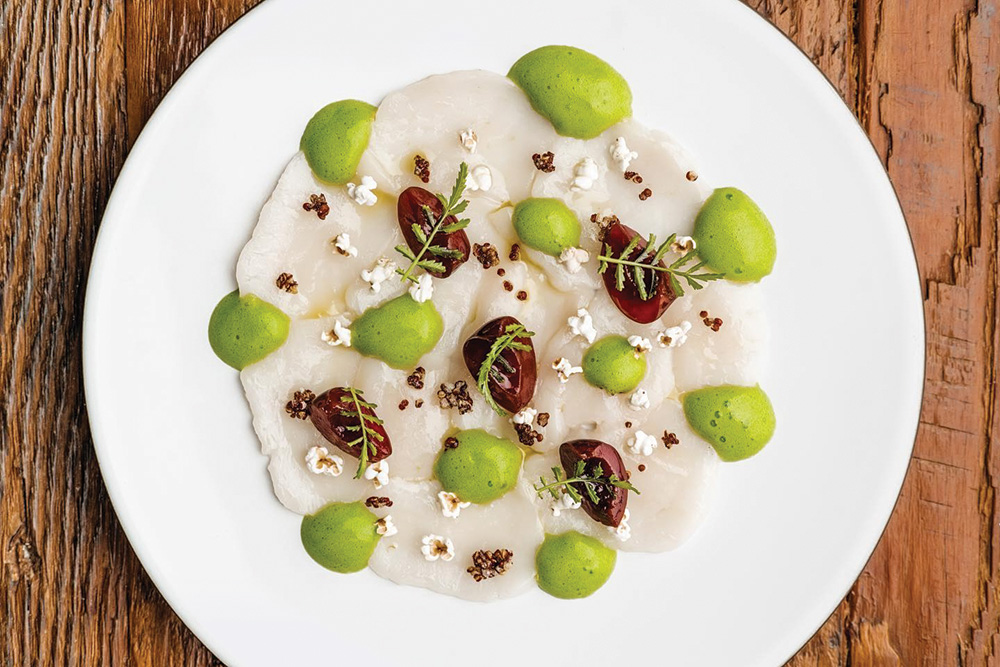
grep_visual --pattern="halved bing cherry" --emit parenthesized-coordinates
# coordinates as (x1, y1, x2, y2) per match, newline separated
(600, 220, 676, 323)
(397, 186, 471, 278)
(559, 440, 629, 527)
(308, 388, 391, 463)
(462, 315, 537, 414)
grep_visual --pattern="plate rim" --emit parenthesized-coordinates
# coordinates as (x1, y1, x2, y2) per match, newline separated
(82, 0, 926, 664)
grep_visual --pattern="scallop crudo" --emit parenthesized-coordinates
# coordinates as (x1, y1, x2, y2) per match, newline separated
(209, 45, 776, 601)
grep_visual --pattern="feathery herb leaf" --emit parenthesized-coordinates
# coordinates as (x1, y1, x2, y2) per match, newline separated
(533, 462, 641, 503)
(475, 323, 534, 416)
(395, 163, 470, 285)
(336, 387, 383, 478)
(597, 231, 724, 299)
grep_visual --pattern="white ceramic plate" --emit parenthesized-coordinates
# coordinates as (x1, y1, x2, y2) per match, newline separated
(83, 0, 923, 664)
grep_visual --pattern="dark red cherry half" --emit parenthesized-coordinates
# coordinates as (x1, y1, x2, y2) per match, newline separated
(600, 220, 676, 323)
(462, 316, 537, 414)
(308, 388, 391, 463)
(559, 440, 629, 527)
(397, 186, 471, 278)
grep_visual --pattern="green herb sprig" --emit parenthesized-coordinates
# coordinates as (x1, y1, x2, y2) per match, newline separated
(534, 460, 639, 504)
(597, 232, 724, 300)
(338, 387, 385, 478)
(395, 163, 471, 283)
(475, 323, 534, 416)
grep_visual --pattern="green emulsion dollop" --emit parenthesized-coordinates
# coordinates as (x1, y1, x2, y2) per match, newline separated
(300, 502, 381, 573)
(535, 532, 616, 599)
(508, 45, 632, 139)
(300, 99, 377, 184)
(433, 429, 523, 504)
(511, 198, 581, 256)
(351, 294, 444, 370)
(208, 290, 290, 370)
(693, 188, 776, 282)
(582, 335, 647, 395)
(683, 385, 776, 462)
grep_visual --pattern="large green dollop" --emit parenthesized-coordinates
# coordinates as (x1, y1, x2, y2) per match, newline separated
(208, 290, 289, 370)
(300, 99, 377, 184)
(535, 531, 616, 599)
(351, 294, 443, 370)
(300, 502, 381, 573)
(693, 188, 776, 282)
(434, 429, 523, 504)
(683, 385, 776, 462)
(508, 46, 632, 139)
(512, 198, 581, 256)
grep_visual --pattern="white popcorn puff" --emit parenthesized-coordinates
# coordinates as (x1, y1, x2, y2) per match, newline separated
(609, 137, 639, 173)
(628, 335, 652, 356)
(550, 492, 582, 517)
(305, 446, 344, 476)
(671, 235, 696, 254)
(552, 357, 583, 383)
(658, 321, 693, 348)
(459, 128, 478, 153)
(361, 257, 397, 293)
(408, 272, 434, 303)
(346, 175, 377, 206)
(376, 515, 398, 537)
(570, 157, 600, 191)
(421, 534, 455, 562)
(627, 430, 658, 456)
(321, 319, 352, 348)
(567, 308, 597, 344)
(364, 460, 389, 489)
(558, 247, 590, 274)
(438, 491, 471, 519)
(512, 407, 537, 425)
(332, 233, 358, 257)
(629, 389, 650, 411)
(465, 164, 493, 192)
(610, 509, 632, 542)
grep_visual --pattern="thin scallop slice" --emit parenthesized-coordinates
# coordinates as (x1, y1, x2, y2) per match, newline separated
(615, 400, 719, 552)
(237, 153, 389, 319)
(525, 120, 710, 294)
(368, 479, 543, 601)
(368, 70, 556, 203)
(523, 448, 619, 548)
(584, 293, 677, 400)
(524, 401, 717, 553)
(240, 317, 371, 515)
(598, 120, 711, 239)
(469, 208, 568, 338)
(527, 120, 707, 237)
(530, 295, 675, 453)
(670, 281, 768, 392)
(529, 135, 612, 217)
(344, 193, 495, 341)
(352, 358, 450, 481)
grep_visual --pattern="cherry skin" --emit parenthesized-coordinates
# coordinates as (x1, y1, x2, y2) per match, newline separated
(462, 316, 537, 414)
(309, 388, 392, 464)
(559, 440, 630, 527)
(600, 220, 676, 323)
(397, 186, 471, 278)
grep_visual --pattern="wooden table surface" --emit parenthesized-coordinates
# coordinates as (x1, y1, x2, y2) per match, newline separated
(2, 0, 998, 664)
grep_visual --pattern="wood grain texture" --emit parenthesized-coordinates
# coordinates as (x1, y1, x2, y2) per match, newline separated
(1, 1, 256, 665)
(0, 0, 996, 665)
